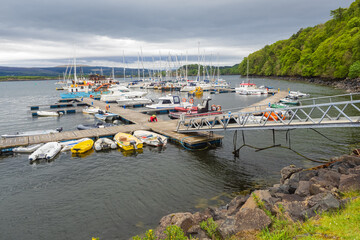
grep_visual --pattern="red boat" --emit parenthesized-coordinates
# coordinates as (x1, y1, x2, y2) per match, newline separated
(169, 98, 223, 119)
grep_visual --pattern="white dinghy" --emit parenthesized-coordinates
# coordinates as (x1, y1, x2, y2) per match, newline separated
(133, 130, 168, 147)
(28, 142, 62, 162)
(94, 138, 117, 151)
(13, 143, 44, 153)
(1, 127, 63, 138)
(37, 111, 63, 117)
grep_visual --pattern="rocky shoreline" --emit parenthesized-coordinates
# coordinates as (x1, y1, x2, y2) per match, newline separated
(152, 154, 360, 239)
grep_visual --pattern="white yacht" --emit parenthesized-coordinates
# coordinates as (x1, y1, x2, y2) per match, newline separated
(116, 95, 153, 106)
(235, 82, 268, 95)
(146, 95, 193, 109)
(100, 85, 147, 102)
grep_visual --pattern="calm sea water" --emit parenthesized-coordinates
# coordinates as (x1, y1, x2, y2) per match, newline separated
(0, 76, 358, 240)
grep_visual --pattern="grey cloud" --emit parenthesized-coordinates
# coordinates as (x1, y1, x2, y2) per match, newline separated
(0, 0, 355, 66)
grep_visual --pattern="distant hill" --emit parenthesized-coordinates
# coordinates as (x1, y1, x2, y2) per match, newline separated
(0, 64, 239, 78)
(238, 0, 360, 79)
(0, 66, 141, 77)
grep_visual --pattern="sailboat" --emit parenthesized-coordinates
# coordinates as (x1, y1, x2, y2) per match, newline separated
(235, 58, 268, 95)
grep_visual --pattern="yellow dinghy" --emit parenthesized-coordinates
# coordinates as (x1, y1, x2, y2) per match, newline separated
(71, 139, 94, 154)
(114, 132, 143, 151)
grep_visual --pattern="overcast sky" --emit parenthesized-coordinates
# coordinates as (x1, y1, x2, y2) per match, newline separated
(0, 0, 354, 68)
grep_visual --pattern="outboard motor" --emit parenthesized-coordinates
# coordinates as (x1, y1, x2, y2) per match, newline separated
(130, 140, 137, 150)
(157, 136, 163, 145)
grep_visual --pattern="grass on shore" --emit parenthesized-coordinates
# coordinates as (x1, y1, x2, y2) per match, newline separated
(259, 191, 360, 240)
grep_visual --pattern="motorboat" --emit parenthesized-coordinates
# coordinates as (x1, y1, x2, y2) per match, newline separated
(82, 106, 101, 114)
(288, 91, 310, 98)
(77, 122, 114, 130)
(133, 130, 168, 147)
(145, 95, 193, 109)
(1, 127, 63, 138)
(100, 85, 147, 103)
(71, 139, 94, 154)
(169, 98, 222, 119)
(13, 143, 44, 153)
(114, 132, 143, 151)
(94, 138, 117, 151)
(116, 95, 153, 106)
(29, 142, 62, 162)
(188, 87, 203, 96)
(279, 96, 300, 105)
(60, 138, 91, 151)
(235, 82, 268, 95)
(94, 111, 119, 121)
(36, 111, 63, 117)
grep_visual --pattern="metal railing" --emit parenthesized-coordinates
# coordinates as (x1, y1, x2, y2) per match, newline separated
(176, 93, 360, 132)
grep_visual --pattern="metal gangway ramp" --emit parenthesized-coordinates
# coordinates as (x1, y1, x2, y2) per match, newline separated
(176, 93, 360, 132)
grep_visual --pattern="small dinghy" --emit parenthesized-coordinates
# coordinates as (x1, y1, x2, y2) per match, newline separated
(71, 139, 94, 154)
(94, 138, 117, 151)
(28, 142, 62, 162)
(95, 111, 119, 121)
(60, 138, 91, 152)
(13, 143, 44, 153)
(37, 111, 63, 117)
(82, 106, 101, 114)
(77, 122, 114, 130)
(133, 130, 168, 147)
(1, 127, 63, 138)
(114, 132, 143, 151)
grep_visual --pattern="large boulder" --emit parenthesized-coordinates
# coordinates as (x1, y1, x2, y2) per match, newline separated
(218, 208, 271, 239)
(295, 181, 310, 197)
(317, 169, 341, 187)
(154, 212, 195, 239)
(280, 165, 303, 184)
(275, 201, 307, 222)
(341, 155, 360, 166)
(303, 193, 340, 219)
(309, 176, 337, 195)
(227, 195, 249, 216)
(339, 174, 360, 192)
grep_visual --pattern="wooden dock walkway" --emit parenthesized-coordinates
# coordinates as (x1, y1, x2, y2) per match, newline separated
(81, 98, 224, 147)
(240, 91, 288, 113)
(0, 91, 287, 151)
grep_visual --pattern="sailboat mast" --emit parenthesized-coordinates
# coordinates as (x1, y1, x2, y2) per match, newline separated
(123, 50, 126, 82)
(74, 54, 78, 83)
(247, 57, 249, 83)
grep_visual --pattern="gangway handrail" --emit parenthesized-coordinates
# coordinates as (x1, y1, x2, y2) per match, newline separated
(176, 98, 360, 132)
(299, 92, 360, 104)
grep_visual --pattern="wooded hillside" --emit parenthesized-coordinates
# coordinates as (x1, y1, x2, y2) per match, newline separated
(238, 0, 360, 79)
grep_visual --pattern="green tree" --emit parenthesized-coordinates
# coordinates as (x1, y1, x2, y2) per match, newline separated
(348, 61, 360, 78)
